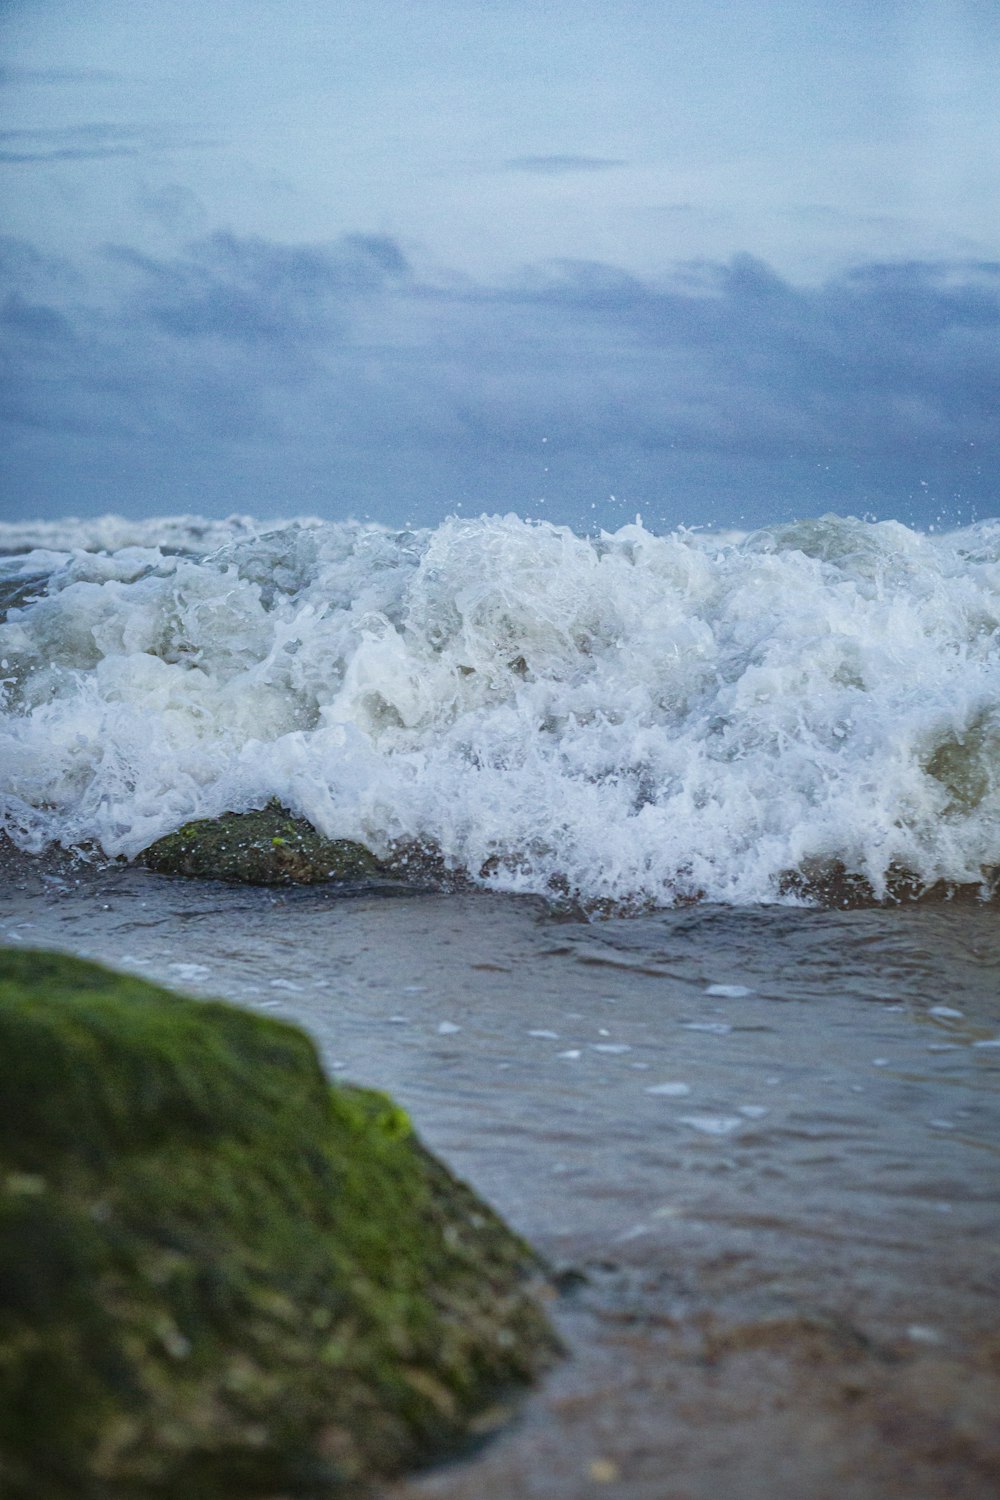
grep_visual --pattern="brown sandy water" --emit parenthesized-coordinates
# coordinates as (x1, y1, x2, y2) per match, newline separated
(3, 848, 999, 1498)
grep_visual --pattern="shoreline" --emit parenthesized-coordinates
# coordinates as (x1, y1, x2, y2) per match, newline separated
(3, 849, 999, 1497)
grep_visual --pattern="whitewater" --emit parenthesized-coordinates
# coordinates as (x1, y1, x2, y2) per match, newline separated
(3, 509, 1000, 908)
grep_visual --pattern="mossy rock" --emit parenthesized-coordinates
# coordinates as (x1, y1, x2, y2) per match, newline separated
(140, 805, 382, 885)
(0, 949, 558, 1499)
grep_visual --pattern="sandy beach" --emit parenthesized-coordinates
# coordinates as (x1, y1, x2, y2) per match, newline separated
(4, 845, 999, 1498)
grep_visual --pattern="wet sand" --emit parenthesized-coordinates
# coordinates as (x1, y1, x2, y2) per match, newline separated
(3, 849, 999, 1498)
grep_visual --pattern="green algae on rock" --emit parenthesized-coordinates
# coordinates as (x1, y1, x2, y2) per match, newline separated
(139, 804, 382, 884)
(0, 948, 558, 1500)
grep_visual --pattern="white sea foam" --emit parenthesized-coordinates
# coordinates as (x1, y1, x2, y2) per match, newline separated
(0, 512, 320, 559)
(3, 509, 1000, 908)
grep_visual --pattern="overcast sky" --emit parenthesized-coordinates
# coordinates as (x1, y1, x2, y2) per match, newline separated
(2, 0, 998, 534)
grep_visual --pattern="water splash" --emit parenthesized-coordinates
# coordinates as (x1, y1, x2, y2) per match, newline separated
(3, 510, 1000, 907)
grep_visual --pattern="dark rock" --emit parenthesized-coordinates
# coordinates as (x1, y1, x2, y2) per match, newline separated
(0, 948, 558, 1499)
(139, 804, 382, 885)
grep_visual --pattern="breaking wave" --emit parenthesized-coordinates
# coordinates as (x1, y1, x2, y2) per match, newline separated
(3, 509, 1000, 907)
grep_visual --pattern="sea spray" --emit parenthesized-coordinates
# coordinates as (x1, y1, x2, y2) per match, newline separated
(2, 510, 1000, 907)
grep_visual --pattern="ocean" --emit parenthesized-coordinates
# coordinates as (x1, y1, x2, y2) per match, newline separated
(2, 510, 1000, 1496)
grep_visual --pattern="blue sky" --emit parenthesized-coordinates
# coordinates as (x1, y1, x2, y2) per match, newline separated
(1, 0, 998, 533)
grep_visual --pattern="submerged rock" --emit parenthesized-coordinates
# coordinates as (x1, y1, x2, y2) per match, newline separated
(139, 804, 382, 885)
(0, 948, 558, 1499)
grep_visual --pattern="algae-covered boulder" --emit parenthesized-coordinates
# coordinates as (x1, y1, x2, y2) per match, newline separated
(140, 805, 381, 885)
(0, 949, 557, 1499)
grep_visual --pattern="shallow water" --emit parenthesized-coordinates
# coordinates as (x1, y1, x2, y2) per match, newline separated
(3, 850, 999, 1495)
(4, 852, 997, 1302)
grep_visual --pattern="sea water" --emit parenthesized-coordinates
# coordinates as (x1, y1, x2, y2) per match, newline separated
(3, 509, 999, 1494)
(3, 509, 1000, 907)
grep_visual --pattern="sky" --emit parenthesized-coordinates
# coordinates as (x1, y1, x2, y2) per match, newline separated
(1, 0, 998, 535)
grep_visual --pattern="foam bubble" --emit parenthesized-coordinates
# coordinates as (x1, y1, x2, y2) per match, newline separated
(3, 510, 1000, 908)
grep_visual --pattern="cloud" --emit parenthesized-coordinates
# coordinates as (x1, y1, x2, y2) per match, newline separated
(0, 229, 417, 468)
(0, 236, 72, 282)
(0, 147, 139, 164)
(503, 155, 627, 174)
(0, 123, 220, 165)
(471, 252, 1000, 458)
(2, 232, 997, 528)
(138, 184, 208, 235)
(108, 231, 410, 347)
(0, 283, 81, 437)
(1, 292, 75, 343)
